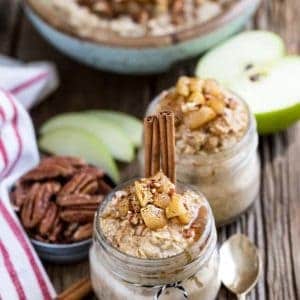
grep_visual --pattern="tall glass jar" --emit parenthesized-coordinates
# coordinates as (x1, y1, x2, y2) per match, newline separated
(143, 91, 260, 226)
(90, 180, 221, 300)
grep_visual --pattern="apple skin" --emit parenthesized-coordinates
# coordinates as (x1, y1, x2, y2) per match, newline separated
(256, 102, 300, 134)
(87, 110, 142, 147)
(40, 113, 134, 163)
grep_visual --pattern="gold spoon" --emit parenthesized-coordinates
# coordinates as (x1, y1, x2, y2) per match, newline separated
(219, 234, 262, 300)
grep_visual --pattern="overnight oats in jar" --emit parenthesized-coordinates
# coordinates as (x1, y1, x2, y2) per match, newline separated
(145, 76, 260, 226)
(90, 172, 220, 299)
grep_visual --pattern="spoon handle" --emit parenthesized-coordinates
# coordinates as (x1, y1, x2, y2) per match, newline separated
(237, 294, 246, 300)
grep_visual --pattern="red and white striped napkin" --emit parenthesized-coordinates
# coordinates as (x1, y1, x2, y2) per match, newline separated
(0, 56, 58, 300)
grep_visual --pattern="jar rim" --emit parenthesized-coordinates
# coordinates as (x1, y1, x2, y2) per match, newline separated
(94, 178, 216, 267)
(151, 89, 257, 163)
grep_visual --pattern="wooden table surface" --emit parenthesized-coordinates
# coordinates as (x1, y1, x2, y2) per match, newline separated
(1, 0, 300, 299)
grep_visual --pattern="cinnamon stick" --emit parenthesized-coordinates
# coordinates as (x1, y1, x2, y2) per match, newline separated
(144, 112, 175, 181)
(144, 116, 154, 178)
(56, 277, 92, 300)
(166, 111, 176, 183)
(158, 112, 168, 176)
(151, 117, 160, 175)
(158, 111, 176, 183)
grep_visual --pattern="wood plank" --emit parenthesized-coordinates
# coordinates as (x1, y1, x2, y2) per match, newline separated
(0, 0, 20, 54)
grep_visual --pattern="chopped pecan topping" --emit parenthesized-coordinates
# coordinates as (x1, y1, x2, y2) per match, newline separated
(77, 0, 193, 25)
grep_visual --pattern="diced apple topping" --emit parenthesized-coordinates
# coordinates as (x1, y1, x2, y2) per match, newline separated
(160, 77, 229, 131)
(108, 172, 199, 232)
(187, 91, 205, 105)
(189, 78, 204, 93)
(207, 98, 225, 114)
(178, 211, 192, 225)
(135, 181, 153, 207)
(176, 76, 190, 97)
(185, 107, 217, 130)
(153, 193, 170, 208)
(165, 193, 187, 219)
(141, 205, 167, 230)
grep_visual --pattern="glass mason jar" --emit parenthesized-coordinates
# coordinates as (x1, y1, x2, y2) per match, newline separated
(90, 180, 220, 300)
(143, 91, 260, 226)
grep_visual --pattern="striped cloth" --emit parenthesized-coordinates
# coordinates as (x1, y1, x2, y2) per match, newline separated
(0, 56, 58, 300)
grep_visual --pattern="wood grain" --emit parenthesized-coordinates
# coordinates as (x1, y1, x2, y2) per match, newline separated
(0, 0, 299, 299)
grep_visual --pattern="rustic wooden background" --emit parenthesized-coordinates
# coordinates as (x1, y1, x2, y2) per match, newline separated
(1, 0, 299, 299)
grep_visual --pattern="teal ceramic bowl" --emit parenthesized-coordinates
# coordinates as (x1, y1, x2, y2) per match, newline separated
(24, 0, 260, 74)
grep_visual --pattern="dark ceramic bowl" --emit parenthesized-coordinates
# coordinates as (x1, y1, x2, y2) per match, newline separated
(31, 238, 92, 264)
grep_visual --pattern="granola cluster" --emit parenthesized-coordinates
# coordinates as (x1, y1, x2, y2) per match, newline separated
(11, 156, 112, 243)
(100, 172, 209, 258)
(158, 77, 249, 154)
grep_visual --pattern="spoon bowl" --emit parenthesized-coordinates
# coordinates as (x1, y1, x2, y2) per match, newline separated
(220, 234, 262, 299)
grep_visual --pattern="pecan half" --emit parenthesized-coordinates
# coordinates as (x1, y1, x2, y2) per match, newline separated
(57, 194, 103, 207)
(21, 160, 75, 182)
(39, 202, 59, 236)
(59, 172, 98, 196)
(32, 182, 61, 224)
(80, 165, 104, 179)
(48, 216, 63, 242)
(72, 223, 93, 241)
(64, 223, 80, 240)
(67, 205, 98, 210)
(10, 182, 30, 211)
(42, 156, 86, 169)
(60, 209, 95, 223)
(21, 183, 41, 228)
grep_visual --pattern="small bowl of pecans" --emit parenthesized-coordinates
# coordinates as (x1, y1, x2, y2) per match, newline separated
(10, 156, 114, 263)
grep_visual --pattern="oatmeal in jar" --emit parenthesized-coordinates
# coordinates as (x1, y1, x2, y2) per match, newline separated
(90, 172, 220, 299)
(144, 76, 260, 225)
(100, 171, 211, 259)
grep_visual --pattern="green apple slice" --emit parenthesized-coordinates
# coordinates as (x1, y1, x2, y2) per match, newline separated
(196, 31, 300, 133)
(196, 31, 285, 86)
(39, 127, 119, 182)
(87, 110, 142, 147)
(40, 113, 134, 163)
(230, 57, 300, 133)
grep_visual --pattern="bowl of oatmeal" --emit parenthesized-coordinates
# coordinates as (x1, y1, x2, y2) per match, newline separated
(90, 171, 221, 299)
(24, 0, 260, 74)
(142, 77, 260, 226)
